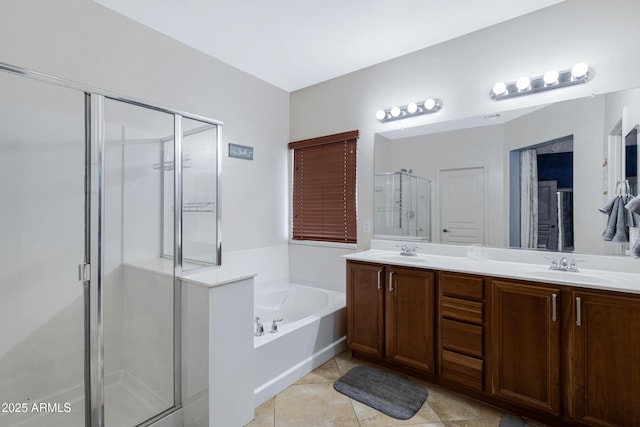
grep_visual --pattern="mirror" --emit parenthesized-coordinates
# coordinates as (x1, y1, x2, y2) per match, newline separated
(374, 87, 640, 255)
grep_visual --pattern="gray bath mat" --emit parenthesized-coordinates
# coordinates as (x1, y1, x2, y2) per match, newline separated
(499, 414, 526, 427)
(333, 365, 428, 420)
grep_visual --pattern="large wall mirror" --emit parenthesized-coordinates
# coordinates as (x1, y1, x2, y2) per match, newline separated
(374, 87, 640, 256)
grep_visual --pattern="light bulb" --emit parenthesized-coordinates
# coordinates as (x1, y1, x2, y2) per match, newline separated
(390, 106, 401, 117)
(376, 110, 386, 121)
(423, 99, 436, 110)
(543, 69, 559, 85)
(571, 62, 589, 79)
(407, 102, 418, 114)
(492, 82, 507, 97)
(516, 76, 531, 91)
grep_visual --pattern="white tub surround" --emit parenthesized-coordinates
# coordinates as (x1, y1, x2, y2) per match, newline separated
(126, 258, 256, 427)
(344, 239, 640, 293)
(253, 280, 346, 407)
(181, 267, 256, 427)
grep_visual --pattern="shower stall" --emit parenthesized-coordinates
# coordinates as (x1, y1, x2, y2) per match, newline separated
(0, 64, 221, 427)
(374, 171, 432, 240)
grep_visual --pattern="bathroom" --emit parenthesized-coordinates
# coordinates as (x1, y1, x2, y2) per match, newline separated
(1, 0, 640, 426)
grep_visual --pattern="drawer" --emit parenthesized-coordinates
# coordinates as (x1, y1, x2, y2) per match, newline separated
(439, 272, 484, 300)
(441, 349, 484, 391)
(441, 318, 483, 358)
(441, 296, 484, 324)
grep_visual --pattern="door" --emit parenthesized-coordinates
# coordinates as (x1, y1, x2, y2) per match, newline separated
(101, 98, 177, 426)
(537, 180, 558, 250)
(490, 280, 561, 416)
(440, 167, 485, 244)
(0, 71, 86, 426)
(574, 291, 640, 426)
(346, 262, 385, 358)
(386, 267, 435, 374)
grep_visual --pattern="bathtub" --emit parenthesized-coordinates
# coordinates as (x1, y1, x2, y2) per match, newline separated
(253, 280, 346, 406)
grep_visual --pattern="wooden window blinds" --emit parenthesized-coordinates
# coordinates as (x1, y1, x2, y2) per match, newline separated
(289, 130, 358, 244)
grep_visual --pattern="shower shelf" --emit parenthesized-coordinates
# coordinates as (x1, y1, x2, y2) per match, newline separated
(182, 202, 215, 213)
(153, 157, 193, 171)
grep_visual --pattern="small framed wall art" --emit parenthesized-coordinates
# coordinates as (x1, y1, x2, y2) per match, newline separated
(229, 143, 254, 160)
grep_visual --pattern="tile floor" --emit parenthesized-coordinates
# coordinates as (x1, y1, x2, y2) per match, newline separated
(246, 350, 548, 427)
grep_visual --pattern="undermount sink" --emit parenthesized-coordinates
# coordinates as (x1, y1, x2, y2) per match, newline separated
(368, 253, 431, 263)
(522, 269, 613, 285)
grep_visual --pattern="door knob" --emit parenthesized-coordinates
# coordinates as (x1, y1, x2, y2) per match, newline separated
(443, 229, 449, 232)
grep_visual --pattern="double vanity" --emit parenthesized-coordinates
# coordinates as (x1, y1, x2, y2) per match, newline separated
(344, 241, 640, 427)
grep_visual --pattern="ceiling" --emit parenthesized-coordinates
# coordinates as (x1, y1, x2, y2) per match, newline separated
(93, 0, 565, 92)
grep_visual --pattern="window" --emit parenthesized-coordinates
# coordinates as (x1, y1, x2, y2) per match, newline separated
(289, 130, 358, 244)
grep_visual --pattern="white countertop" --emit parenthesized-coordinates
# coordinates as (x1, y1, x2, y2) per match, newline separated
(344, 249, 640, 294)
(125, 257, 256, 288)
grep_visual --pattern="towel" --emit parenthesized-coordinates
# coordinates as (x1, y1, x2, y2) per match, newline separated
(602, 197, 621, 241)
(599, 197, 616, 213)
(612, 196, 629, 242)
(625, 194, 640, 215)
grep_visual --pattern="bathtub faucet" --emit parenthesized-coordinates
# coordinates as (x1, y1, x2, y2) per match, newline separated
(255, 317, 264, 336)
(270, 318, 283, 333)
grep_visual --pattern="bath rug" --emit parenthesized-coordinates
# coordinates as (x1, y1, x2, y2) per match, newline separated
(333, 365, 427, 420)
(500, 414, 526, 427)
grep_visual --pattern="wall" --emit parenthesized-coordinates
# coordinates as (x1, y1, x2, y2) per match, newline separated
(0, 0, 290, 253)
(290, 0, 640, 290)
(0, 0, 289, 421)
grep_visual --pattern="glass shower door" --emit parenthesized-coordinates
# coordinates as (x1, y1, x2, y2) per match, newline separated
(101, 98, 177, 427)
(0, 71, 86, 426)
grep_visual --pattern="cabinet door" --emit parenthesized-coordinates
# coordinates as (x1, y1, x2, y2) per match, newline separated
(386, 267, 435, 374)
(490, 280, 561, 415)
(346, 261, 385, 358)
(574, 291, 640, 427)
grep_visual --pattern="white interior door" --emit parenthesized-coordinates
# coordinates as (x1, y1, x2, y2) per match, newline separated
(440, 167, 485, 244)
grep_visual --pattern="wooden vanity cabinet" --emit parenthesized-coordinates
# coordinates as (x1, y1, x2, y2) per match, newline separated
(386, 265, 436, 374)
(346, 261, 384, 358)
(490, 279, 561, 416)
(437, 272, 486, 391)
(346, 260, 436, 375)
(573, 289, 640, 427)
(347, 258, 640, 426)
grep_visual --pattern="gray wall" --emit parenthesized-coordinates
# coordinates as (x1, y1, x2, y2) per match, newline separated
(289, 0, 640, 289)
(0, 0, 290, 253)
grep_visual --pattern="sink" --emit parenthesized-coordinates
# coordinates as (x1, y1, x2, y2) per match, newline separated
(522, 269, 613, 285)
(368, 253, 431, 264)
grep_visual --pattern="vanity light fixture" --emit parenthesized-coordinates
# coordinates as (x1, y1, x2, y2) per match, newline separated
(490, 62, 593, 100)
(376, 98, 442, 122)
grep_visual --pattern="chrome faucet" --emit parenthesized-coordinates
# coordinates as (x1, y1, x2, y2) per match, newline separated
(270, 318, 283, 333)
(255, 317, 264, 336)
(549, 257, 580, 272)
(399, 244, 418, 256)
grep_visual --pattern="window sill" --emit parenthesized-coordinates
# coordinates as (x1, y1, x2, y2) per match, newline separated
(289, 239, 358, 250)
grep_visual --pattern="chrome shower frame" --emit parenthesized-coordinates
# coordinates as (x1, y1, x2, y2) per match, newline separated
(0, 61, 223, 427)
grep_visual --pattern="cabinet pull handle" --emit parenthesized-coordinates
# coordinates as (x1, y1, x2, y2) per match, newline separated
(377, 269, 382, 290)
(389, 271, 394, 292)
(552, 293, 557, 322)
(576, 296, 581, 326)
